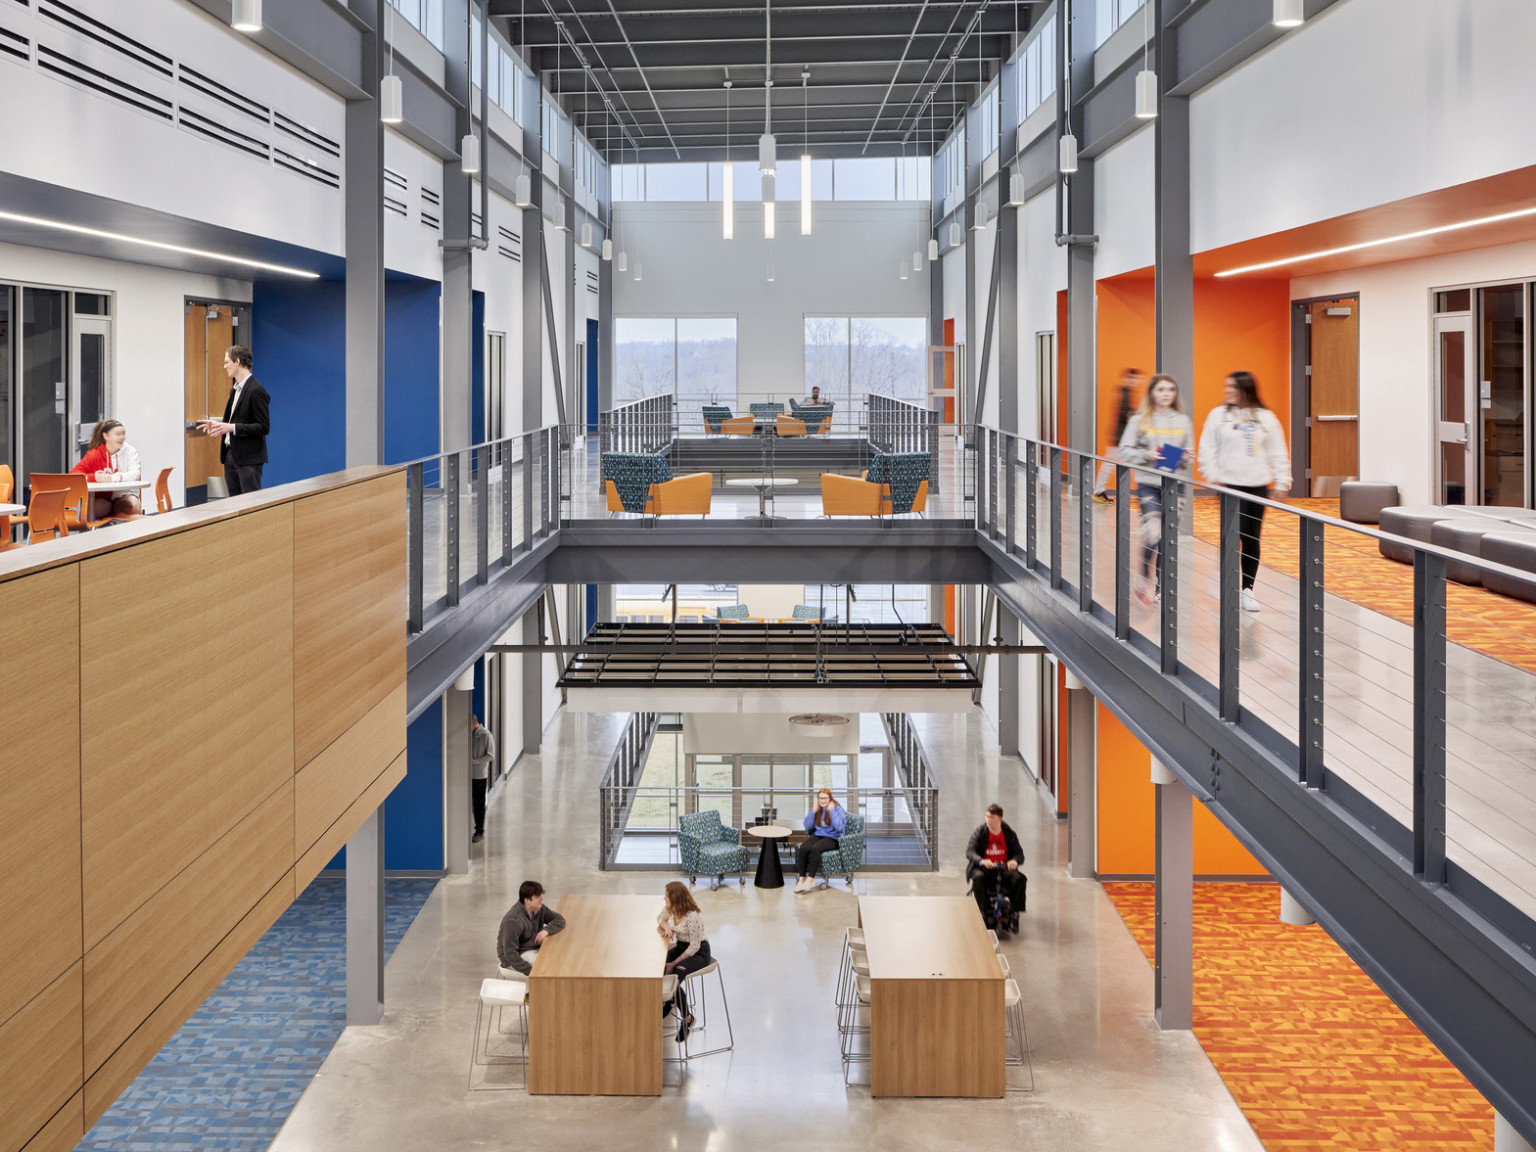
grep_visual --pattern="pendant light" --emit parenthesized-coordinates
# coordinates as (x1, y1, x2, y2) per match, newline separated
(231, 0, 262, 33)
(924, 108, 938, 263)
(759, 0, 776, 174)
(913, 246, 924, 272)
(461, 131, 481, 174)
(723, 75, 735, 239)
(514, 171, 531, 206)
(766, 261, 776, 282)
(617, 249, 627, 272)
(899, 259, 908, 281)
(763, 173, 776, 239)
(600, 116, 613, 259)
(580, 219, 593, 247)
(973, 200, 989, 231)
(1059, 132, 1078, 174)
(380, 7, 402, 124)
(928, 237, 940, 261)
(1008, 172, 1026, 206)
(1273, 0, 1304, 27)
(602, 236, 613, 260)
(948, 219, 963, 249)
(800, 69, 812, 235)
(1134, 2, 1157, 120)
(634, 262, 642, 281)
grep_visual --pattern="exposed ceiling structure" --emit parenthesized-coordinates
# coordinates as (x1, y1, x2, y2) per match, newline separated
(488, 0, 1039, 162)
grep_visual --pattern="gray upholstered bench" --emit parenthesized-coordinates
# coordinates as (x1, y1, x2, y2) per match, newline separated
(1339, 482, 1400, 525)
(1480, 533, 1536, 603)
(1428, 519, 1523, 586)
(1377, 506, 1484, 564)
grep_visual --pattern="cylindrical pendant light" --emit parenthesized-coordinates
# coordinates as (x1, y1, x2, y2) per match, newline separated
(580, 219, 593, 247)
(1273, 0, 1304, 27)
(927, 237, 939, 262)
(633, 262, 642, 282)
(723, 161, 734, 239)
(231, 0, 262, 33)
(602, 237, 613, 261)
(1059, 132, 1078, 174)
(759, 132, 776, 175)
(460, 132, 481, 174)
(948, 219, 963, 249)
(766, 261, 775, 282)
(617, 249, 627, 272)
(973, 201, 989, 231)
(800, 154, 812, 235)
(514, 171, 531, 207)
(912, 248, 923, 273)
(1008, 172, 1026, 206)
(763, 173, 776, 239)
(380, 73, 403, 124)
(1135, 69, 1158, 119)
(899, 259, 908, 281)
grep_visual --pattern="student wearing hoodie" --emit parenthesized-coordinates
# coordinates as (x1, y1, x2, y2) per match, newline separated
(1197, 371, 1291, 613)
(1117, 374, 1193, 605)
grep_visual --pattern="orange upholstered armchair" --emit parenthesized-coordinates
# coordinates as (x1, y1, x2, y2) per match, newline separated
(721, 416, 756, 435)
(776, 414, 807, 436)
(649, 471, 713, 516)
(820, 473, 885, 516)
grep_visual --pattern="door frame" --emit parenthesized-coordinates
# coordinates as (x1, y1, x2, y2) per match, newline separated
(1433, 310, 1476, 505)
(1289, 292, 1360, 501)
(71, 313, 113, 456)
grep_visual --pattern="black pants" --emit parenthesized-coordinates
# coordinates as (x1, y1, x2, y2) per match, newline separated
(972, 867, 1026, 923)
(225, 461, 263, 495)
(1135, 483, 1165, 590)
(471, 777, 487, 835)
(796, 834, 839, 878)
(664, 939, 712, 1019)
(1231, 483, 1269, 589)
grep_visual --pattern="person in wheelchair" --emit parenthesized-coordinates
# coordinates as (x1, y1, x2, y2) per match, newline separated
(966, 804, 1026, 935)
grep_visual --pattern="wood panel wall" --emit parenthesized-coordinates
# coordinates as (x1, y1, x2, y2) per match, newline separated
(0, 469, 407, 1152)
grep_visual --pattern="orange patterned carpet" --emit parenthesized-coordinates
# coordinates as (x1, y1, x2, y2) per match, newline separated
(1103, 882, 1492, 1151)
(1187, 497, 1536, 675)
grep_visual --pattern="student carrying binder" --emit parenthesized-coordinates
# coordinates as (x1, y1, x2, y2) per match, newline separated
(1117, 375, 1194, 606)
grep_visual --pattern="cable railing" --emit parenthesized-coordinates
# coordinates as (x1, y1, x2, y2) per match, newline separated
(599, 392, 673, 455)
(973, 424, 1536, 930)
(883, 711, 939, 867)
(406, 426, 563, 633)
(597, 711, 661, 867)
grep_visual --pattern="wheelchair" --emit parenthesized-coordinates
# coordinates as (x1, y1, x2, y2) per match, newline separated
(972, 865, 1024, 938)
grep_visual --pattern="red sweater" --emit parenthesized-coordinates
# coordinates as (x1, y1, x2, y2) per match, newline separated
(72, 445, 119, 477)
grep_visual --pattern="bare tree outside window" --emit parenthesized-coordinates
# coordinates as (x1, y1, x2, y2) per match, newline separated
(805, 316, 926, 407)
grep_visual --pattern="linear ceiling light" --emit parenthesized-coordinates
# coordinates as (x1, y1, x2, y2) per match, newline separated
(723, 76, 735, 240)
(0, 209, 319, 277)
(763, 174, 776, 239)
(231, 0, 262, 33)
(1273, 0, 1305, 28)
(1215, 205, 1536, 277)
(800, 69, 811, 236)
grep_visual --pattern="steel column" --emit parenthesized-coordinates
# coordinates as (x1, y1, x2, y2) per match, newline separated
(445, 681, 472, 875)
(345, 807, 385, 1026)
(1066, 673, 1095, 879)
(1154, 773, 1194, 1030)
(1299, 520, 1326, 785)
(344, 0, 385, 469)
(441, 0, 474, 452)
(522, 605, 543, 755)
(1413, 550, 1448, 884)
(1218, 491, 1240, 721)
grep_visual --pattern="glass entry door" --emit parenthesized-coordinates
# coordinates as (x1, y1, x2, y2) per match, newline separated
(72, 315, 111, 455)
(1434, 313, 1475, 505)
(1479, 285, 1527, 506)
(21, 287, 68, 492)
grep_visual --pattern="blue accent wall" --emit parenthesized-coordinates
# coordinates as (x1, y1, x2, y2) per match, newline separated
(251, 279, 346, 486)
(472, 291, 486, 445)
(384, 279, 442, 464)
(385, 699, 446, 871)
(586, 318, 600, 434)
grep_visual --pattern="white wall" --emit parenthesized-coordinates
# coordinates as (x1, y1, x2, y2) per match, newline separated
(1017, 191, 1069, 440)
(1093, 125, 1155, 280)
(613, 201, 929, 397)
(384, 133, 447, 282)
(0, 241, 249, 505)
(1190, 0, 1536, 253)
(1291, 238, 1536, 505)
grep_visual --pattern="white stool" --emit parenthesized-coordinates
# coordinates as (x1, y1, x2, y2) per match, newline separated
(839, 973, 873, 1084)
(834, 927, 866, 1006)
(469, 977, 528, 1090)
(1003, 976, 1034, 1091)
(987, 929, 1002, 951)
(673, 959, 735, 1062)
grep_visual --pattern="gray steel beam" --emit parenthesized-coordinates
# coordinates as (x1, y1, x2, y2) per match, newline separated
(1154, 772, 1194, 1029)
(523, 70, 546, 434)
(1169, 0, 1344, 96)
(1154, 0, 1193, 397)
(345, 807, 385, 1025)
(345, 0, 386, 469)
(442, 0, 475, 453)
(1061, 0, 1096, 455)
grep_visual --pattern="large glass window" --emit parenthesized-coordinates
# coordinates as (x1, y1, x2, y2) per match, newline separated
(975, 84, 999, 158)
(22, 287, 67, 484)
(615, 316, 738, 423)
(1019, 13, 1057, 119)
(833, 157, 896, 200)
(643, 162, 708, 201)
(799, 584, 930, 624)
(1095, 0, 1147, 47)
(388, 0, 443, 50)
(773, 158, 833, 201)
(805, 317, 927, 402)
(615, 317, 677, 403)
(1480, 284, 1526, 506)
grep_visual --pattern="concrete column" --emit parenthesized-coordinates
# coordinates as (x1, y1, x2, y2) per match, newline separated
(522, 606, 543, 755)
(1154, 758, 1194, 1030)
(1065, 670, 1095, 879)
(1496, 1112, 1536, 1152)
(345, 807, 385, 1026)
(344, 0, 385, 468)
(444, 671, 473, 875)
(596, 582, 615, 622)
(998, 606, 1020, 758)
(441, 0, 474, 451)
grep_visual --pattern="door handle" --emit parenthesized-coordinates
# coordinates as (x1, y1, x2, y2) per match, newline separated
(1314, 414, 1359, 422)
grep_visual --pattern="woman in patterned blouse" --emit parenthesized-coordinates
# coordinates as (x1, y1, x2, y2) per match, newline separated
(657, 881, 711, 1037)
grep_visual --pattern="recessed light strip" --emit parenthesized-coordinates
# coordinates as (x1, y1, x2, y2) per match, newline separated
(0, 209, 320, 278)
(1215, 205, 1536, 278)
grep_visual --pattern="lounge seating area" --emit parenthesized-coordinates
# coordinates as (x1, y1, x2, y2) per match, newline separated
(602, 452, 713, 517)
(819, 452, 930, 518)
(1374, 500, 1536, 599)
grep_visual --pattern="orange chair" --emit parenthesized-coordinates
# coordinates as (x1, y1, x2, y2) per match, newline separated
(605, 480, 627, 514)
(20, 488, 70, 543)
(721, 416, 756, 436)
(31, 471, 134, 530)
(0, 463, 13, 503)
(775, 414, 807, 436)
(820, 473, 885, 516)
(648, 472, 713, 516)
(154, 467, 174, 514)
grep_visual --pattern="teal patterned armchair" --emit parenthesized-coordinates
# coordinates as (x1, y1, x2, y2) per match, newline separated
(866, 452, 932, 515)
(813, 814, 866, 888)
(601, 452, 672, 514)
(702, 404, 732, 434)
(710, 604, 752, 621)
(679, 810, 750, 889)
(749, 402, 785, 423)
(796, 404, 834, 434)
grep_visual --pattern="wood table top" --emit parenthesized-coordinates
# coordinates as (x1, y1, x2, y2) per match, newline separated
(859, 895, 1003, 982)
(530, 894, 666, 981)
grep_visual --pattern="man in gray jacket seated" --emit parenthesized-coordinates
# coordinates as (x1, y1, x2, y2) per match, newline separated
(497, 880, 566, 977)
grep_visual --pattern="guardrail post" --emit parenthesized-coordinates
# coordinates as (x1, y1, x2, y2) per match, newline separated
(445, 451, 461, 607)
(1078, 454, 1093, 613)
(1219, 491, 1241, 721)
(501, 440, 514, 566)
(1024, 441, 1037, 569)
(407, 462, 424, 633)
(1158, 473, 1179, 675)
(983, 430, 995, 534)
(1413, 550, 1448, 884)
(1049, 447, 1063, 590)
(522, 431, 534, 552)
(1003, 434, 1016, 555)
(927, 407, 941, 494)
(1299, 520, 1326, 786)
(475, 446, 489, 586)
(1114, 463, 1130, 640)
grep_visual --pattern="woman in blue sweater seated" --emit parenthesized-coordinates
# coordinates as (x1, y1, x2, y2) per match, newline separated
(794, 788, 846, 893)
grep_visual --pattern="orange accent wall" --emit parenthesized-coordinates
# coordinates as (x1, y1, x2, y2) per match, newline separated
(944, 584, 956, 638)
(1096, 701, 1268, 876)
(1094, 274, 1292, 458)
(942, 318, 956, 425)
(1055, 290, 1069, 443)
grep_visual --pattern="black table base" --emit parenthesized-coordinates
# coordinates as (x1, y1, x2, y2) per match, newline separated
(752, 836, 787, 888)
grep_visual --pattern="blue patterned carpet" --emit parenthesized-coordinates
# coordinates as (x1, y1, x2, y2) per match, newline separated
(75, 877, 437, 1152)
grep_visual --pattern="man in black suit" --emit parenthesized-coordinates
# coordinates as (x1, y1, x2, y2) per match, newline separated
(198, 344, 270, 495)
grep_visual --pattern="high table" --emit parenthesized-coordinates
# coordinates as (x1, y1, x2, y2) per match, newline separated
(858, 895, 1005, 1097)
(745, 824, 791, 888)
(527, 894, 665, 1095)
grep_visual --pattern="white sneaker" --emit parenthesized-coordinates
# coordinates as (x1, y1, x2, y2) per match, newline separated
(794, 877, 809, 893)
(1241, 589, 1261, 613)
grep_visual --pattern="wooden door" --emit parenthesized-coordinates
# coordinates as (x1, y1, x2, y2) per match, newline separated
(1307, 299, 1359, 490)
(184, 304, 233, 493)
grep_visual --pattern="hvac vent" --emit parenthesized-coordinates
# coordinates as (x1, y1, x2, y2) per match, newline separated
(497, 246, 520, 262)
(179, 63, 268, 124)
(421, 187, 440, 208)
(40, 0, 171, 77)
(383, 167, 408, 192)
(179, 105, 269, 161)
(274, 110, 339, 157)
(38, 44, 171, 119)
(274, 147, 338, 188)
(420, 211, 440, 232)
(384, 195, 408, 218)
(471, 212, 482, 232)
(0, 27, 28, 64)
(498, 224, 520, 244)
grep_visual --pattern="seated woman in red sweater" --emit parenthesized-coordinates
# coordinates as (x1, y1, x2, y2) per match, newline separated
(72, 419, 143, 521)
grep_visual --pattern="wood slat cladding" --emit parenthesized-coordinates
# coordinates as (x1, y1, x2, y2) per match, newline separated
(294, 685, 406, 854)
(0, 964, 82, 1152)
(0, 567, 81, 1031)
(83, 873, 293, 1127)
(14, 1092, 82, 1152)
(78, 507, 295, 949)
(295, 751, 406, 891)
(83, 781, 295, 1077)
(293, 475, 406, 767)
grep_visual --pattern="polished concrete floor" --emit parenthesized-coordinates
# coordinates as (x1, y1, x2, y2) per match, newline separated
(268, 709, 1262, 1152)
